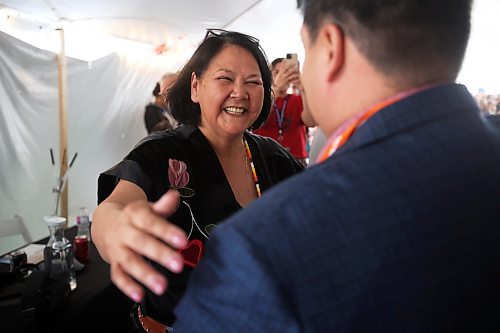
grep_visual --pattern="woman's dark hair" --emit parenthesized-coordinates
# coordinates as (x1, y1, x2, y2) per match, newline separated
(167, 29, 272, 130)
(297, 0, 472, 84)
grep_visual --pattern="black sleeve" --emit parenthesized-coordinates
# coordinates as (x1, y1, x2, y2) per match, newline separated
(97, 159, 153, 204)
(97, 137, 171, 204)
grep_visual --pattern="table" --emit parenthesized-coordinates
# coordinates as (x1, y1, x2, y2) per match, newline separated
(0, 226, 133, 333)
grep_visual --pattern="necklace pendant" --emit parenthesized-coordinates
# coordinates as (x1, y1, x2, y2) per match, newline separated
(278, 135, 283, 141)
(278, 129, 283, 141)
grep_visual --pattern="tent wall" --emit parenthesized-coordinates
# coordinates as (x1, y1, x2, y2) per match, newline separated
(0, 31, 166, 253)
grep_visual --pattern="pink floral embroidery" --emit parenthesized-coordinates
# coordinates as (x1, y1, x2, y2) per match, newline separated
(168, 159, 190, 188)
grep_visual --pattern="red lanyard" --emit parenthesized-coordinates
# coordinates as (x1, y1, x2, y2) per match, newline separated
(316, 85, 436, 164)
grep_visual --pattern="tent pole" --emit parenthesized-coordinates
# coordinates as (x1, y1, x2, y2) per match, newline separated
(57, 27, 69, 224)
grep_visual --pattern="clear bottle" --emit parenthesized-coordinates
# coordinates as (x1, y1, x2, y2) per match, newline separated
(76, 206, 91, 242)
(43, 216, 77, 290)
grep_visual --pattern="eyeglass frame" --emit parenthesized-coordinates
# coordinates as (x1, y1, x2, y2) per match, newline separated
(204, 28, 260, 45)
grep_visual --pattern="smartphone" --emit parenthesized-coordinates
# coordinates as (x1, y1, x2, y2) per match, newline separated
(286, 53, 298, 62)
(285, 53, 299, 68)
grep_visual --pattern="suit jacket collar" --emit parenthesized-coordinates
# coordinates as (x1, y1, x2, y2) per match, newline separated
(333, 83, 478, 157)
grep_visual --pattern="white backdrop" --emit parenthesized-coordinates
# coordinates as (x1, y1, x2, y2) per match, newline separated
(0, 31, 169, 253)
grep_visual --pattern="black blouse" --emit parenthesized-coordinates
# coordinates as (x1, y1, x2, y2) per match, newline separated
(97, 125, 303, 324)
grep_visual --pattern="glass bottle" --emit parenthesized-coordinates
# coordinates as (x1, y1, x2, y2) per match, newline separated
(43, 216, 77, 290)
(76, 206, 91, 241)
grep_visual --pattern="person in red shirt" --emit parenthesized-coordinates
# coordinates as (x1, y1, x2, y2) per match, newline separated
(254, 58, 315, 165)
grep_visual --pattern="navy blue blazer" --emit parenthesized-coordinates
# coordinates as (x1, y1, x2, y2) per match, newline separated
(174, 84, 500, 332)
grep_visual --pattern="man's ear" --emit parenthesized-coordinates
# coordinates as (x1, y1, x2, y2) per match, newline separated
(320, 23, 345, 82)
(190, 72, 199, 103)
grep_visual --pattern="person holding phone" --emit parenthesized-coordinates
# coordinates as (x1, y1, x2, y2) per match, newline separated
(253, 56, 316, 166)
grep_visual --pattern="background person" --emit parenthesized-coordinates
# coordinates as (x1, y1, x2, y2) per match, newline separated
(92, 29, 303, 332)
(254, 57, 316, 166)
(173, 0, 500, 331)
(144, 72, 179, 134)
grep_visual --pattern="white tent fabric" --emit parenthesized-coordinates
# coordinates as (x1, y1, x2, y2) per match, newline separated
(0, 0, 303, 63)
(0, 31, 168, 253)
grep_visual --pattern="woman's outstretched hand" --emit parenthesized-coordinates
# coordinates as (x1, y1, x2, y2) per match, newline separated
(92, 186, 188, 302)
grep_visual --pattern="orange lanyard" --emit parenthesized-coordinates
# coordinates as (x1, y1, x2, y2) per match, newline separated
(243, 136, 261, 198)
(316, 85, 436, 164)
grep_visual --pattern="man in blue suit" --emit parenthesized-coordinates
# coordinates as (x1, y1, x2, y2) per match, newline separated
(172, 0, 500, 331)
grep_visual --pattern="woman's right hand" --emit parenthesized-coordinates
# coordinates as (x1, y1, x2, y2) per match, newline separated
(92, 182, 188, 302)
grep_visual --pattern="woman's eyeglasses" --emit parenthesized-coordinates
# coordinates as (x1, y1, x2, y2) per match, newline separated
(204, 28, 260, 45)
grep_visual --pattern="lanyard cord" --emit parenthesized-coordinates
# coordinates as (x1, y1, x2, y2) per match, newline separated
(273, 95, 289, 137)
(316, 84, 438, 164)
(243, 136, 261, 198)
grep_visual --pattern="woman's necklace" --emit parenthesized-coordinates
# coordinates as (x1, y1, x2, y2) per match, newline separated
(234, 153, 250, 200)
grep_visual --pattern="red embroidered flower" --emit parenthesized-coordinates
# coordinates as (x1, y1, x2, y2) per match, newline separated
(168, 159, 190, 188)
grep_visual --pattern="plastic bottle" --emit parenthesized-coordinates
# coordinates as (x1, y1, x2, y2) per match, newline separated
(76, 206, 91, 242)
(43, 216, 77, 290)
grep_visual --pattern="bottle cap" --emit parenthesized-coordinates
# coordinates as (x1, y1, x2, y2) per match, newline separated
(44, 215, 66, 226)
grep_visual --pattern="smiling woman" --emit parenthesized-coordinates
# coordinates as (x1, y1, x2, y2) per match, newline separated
(91, 29, 304, 332)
